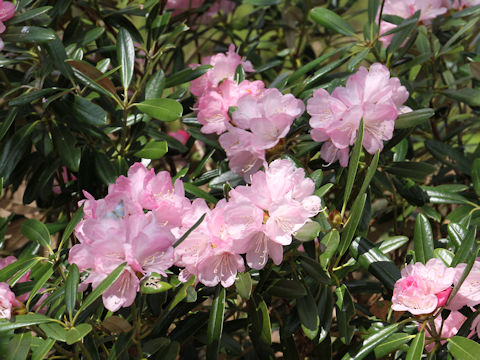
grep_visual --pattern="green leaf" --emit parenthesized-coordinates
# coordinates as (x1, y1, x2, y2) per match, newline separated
(248, 295, 272, 345)
(0, 314, 54, 332)
(165, 65, 212, 88)
(425, 139, 471, 175)
(385, 161, 437, 182)
(406, 330, 425, 360)
(31, 338, 55, 360)
(338, 193, 367, 257)
(297, 291, 319, 340)
(67, 60, 117, 97)
(65, 264, 79, 318)
(146, 70, 165, 100)
(78, 263, 126, 314)
(20, 219, 51, 250)
(39, 323, 67, 342)
(378, 236, 409, 253)
(0, 257, 38, 283)
(442, 88, 480, 107)
(173, 213, 207, 248)
(342, 323, 400, 360)
(117, 28, 135, 90)
(6, 332, 32, 360)
(59, 206, 84, 253)
(242, 0, 281, 5)
(26, 263, 53, 310)
(413, 214, 434, 264)
(207, 287, 226, 360)
(72, 96, 107, 126)
(451, 227, 477, 267)
(395, 108, 434, 129)
(295, 221, 321, 242)
(0, 108, 16, 142)
(310, 7, 356, 36)
(300, 256, 331, 285)
(318, 285, 333, 343)
(448, 336, 480, 360)
(65, 323, 92, 345)
(9, 88, 59, 106)
(3, 26, 56, 43)
(52, 125, 81, 172)
(374, 333, 412, 359)
(448, 223, 467, 249)
(7, 6, 53, 25)
(184, 183, 218, 204)
(235, 272, 252, 300)
(386, 13, 420, 54)
(268, 279, 308, 299)
(342, 120, 364, 215)
(335, 285, 355, 344)
(421, 185, 469, 204)
(136, 99, 183, 122)
(45, 36, 74, 81)
(94, 151, 118, 185)
(134, 141, 168, 159)
(472, 158, 480, 196)
(350, 237, 401, 290)
(141, 272, 173, 294)
(434, 248, 454, 266)
(319, 230, 340, 268)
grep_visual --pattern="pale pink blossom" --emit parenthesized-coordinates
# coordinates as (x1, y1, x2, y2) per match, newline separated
(447, 260, 480, 310)
(69, 212, 175, 311)
(379, 0, 447, 46)
(392, 259, 455, 315)
(308, 63, 409, 166)
(0, 282, 19, 319)
(424, 311, 466, 351)
(0, 0, 15, 51)
(190, 44, 254, 97)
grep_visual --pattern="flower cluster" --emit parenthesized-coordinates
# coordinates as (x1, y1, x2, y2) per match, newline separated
(190, 45, 305, 179)
(307, 63, 409, 167)
(392, 258, 480, 346)
(0, 1, 15, 51)
(69, 159, 320, 311)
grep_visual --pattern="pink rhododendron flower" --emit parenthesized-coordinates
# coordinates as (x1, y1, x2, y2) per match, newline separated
(168, 129, 190, 145)
(392, 259, 455, 315)
(0, 282, 19, 319)
(423, 310, 466, 351)
(0, 0, 15, 51)
(378, 0, 447, 46)
(190, 44, 254, 98)
(307, 63, 409, 166)
(447, 259, 480, 310)
(443, 0, 480, 7)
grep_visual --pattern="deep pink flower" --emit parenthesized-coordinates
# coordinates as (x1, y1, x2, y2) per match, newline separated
(0, 0, 15, 51)
(168, 129, 190, 145)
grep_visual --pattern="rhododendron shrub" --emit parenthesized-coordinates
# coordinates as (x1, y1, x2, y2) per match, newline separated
(1, 0, 480, 358)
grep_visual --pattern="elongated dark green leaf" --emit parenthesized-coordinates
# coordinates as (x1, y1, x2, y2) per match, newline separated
(421, 186, 469, 204)
(146, 70, 165, 100)
(350, 237, 401, 290)
(136, 98, 183, 122)
(448, 336, 480, 360)
(447, 223, 466, 250)
(65, 264, 79, 318)
(45, 36, 74, 81)
(94, 151, 118, 185)
(0, 257, 37, 283)
(300, 256, 331, 285)
(243, 0, 281, 5)
(385, 161, 437, 182)
(310, 7, 356, 36)
(3, 26, 56, 43)
(319, 230, 340, 268)
(39, 323, 67, 342)
(67, 60, 116, 97)
(289, 47, 345, 83)
(0, 108, 17, 143)
(173, 213, 206, 248)
(378, 236, 409, 253)
(406, 330, 425, 360)
(268, 279, 308, 298)
(374, 333, 412, 359)
(413, 214, 434, 264)
(31, 338, 55, 360)
(165, 65, 212, 87)
(65, 324, 92, 345)
(9, 88, 58, 106)
(7, 6, 52, 25)
(425, 139, 471, 175)
(207, 287, 225, 360)
(472, 158, 480, 196)
(78, 263, 126, 313)
(52, 125, 81, 172)
(295, 221, 321, 242)
(442, 88, 480, 107)
(343, 120, 364, 214)
(368, 0, 380, 24)
(72, 96, 107, 126)
(26, 264, 53, 310)
(134, 141, 168, 159)
(335, 285, 355, 344)
(318, 285, 333, 343)
(184, 183, 218, 204)
(338, 193, 367, 257)
(117, 28, 134, 90)
(59, 206, 84, 252)
(141, 272, 173, 294)
(451, 227, 477, 267)
(21, 219, 51, 249)
(6, 332, 32, 360)
(386, 13, 420, 54)
(297, 291, 319, 340)
(342, 323, 399, 360)
(248, 295, 272, 345)
(235, 272, 252, 300)
(0, 314, 53, 332)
